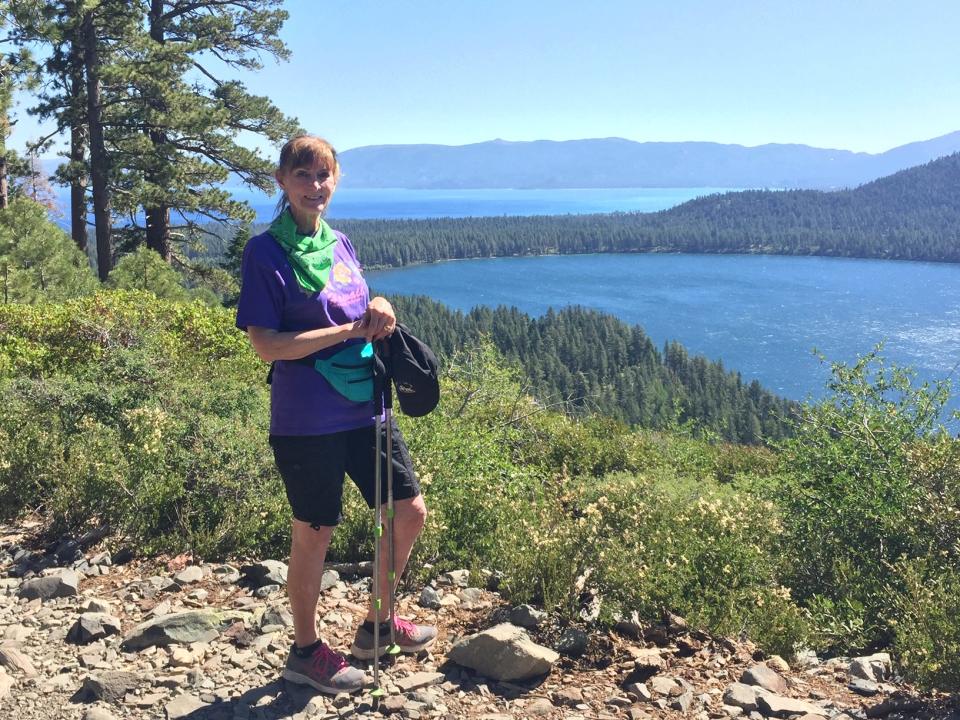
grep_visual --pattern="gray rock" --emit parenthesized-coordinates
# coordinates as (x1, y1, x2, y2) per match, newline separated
(81, 598, 113, 614)
(447, 623, 558, 681)
(320, 569, 340, 592)
(213, 564, 241, 584)
(395, 671, 445, 692)
(68, 613, 122, 644)
(555, 628, 588, 657)
(509, 604, 545, 629)
(740, 664, 788, 694)
(82, 671, 140, 703)
(0, 644, 39, 677)
(849, 678, 880, 696)
(173, 566, 203, 584)
(240, 560, 287, 587)
(458, 587, 484, 606)
(254, 584, 281, 598)
(0, 668, 12, 702)
(794, 649, 819, 668)
(526, 698, 555, 716)
(671, 690, 694, 713)
(260, 606, 294, 630)
(438, 569, 470, 587)
(419, 586, 442, 609)
(18, 569, 80, 600)
(849, 653, 891, 682)
(83, 707, 120, 720)
(756, 694, 828, 718)
(865, 692, 924, 718)
(722, 683, 767, 712)
(649, 676, 680, 696)
(165, 693, 211, 719)
(625, 682, 652, 701)
(122, 609, 248, 650)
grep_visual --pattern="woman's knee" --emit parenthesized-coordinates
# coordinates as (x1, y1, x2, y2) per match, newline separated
(290, 519, 334, 552)
(396, 495, 427, 532)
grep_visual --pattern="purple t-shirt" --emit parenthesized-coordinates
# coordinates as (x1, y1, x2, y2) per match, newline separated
(236, 228, 375, 436)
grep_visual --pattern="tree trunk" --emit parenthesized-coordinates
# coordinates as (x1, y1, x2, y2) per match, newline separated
(144, 0, 171, 262)
(145, 205, 171, 261)
(83, 10, 112, 281)
(0, 154, 7, 211)
(69, 24, 88, 254)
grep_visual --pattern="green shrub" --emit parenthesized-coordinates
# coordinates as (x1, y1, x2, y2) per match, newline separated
(773, 350, 958, 653)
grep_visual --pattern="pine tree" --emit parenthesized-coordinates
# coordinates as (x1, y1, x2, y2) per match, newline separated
(112, 0, 299, 262)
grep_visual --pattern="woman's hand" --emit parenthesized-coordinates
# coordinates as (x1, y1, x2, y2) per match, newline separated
(361, 296, 396, 342)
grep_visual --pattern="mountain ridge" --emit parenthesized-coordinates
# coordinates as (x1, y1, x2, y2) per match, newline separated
(337, 131, 960, 190)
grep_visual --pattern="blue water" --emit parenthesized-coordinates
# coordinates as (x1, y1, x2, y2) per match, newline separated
(226, 186, 742, 221)
(366, 254, 960, 417)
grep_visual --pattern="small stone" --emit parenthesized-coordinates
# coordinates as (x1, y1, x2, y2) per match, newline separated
(213, 564, 241, 584)
(419, 586, 442, 609)
(526, 698, 555, 716)
(649, 676, 679, 696)
(740, 664, 788, 695)
(68, 613, 123, 644)
(849, 678, 880, 696)
(756, 694, 828, 718)
(165, 693, 210, 719)
(320, 569, 340, 592)
(625, 682, 652, 701)
(671, 690, 694, 713)
(395, 672, 445, 693)
(556, 628, 588, 657)
(438, 569, 470, 587)
(174, 566, 204, 584)
(554, 687, 583, 706)
(607, 695, 633, 707)
(82, 671, 140, 703)
(767, 655, 790, 673)
(82, 598, 113, 614)
(83, 707, 120, 720)
(722, 683, 765, 712)
(447, 623, 558, 681)
(508, 605, 545, 629)
(849, 653, 891, 682)
(254, 584, 280, 598)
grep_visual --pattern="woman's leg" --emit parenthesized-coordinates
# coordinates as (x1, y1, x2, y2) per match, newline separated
(288, 519, 335, 647)
(365, 494, 427, 623)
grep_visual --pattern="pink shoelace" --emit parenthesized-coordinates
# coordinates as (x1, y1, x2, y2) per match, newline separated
(310, 643, 349, 677)
(393, 617, 419, 638)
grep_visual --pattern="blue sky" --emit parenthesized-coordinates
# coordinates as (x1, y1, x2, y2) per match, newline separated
(12, 0, 960, 155)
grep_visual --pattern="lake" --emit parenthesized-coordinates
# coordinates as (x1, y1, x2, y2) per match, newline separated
(366, 253, 960, 416)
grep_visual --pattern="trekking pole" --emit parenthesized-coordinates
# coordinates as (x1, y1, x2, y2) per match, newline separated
(384, 377, 401, 656)
(370, 353, 385, 701)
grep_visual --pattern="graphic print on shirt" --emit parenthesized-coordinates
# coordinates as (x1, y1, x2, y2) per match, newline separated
(323, 256, 367, 311)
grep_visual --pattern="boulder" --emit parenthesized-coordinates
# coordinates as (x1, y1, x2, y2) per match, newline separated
(121, 609, 248, 650)
(18, 570, 80, 600)
(447, 623, 558, 681)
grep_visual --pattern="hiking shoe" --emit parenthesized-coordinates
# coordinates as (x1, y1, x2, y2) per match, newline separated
(350, 617, 438, 659)
(282, 642, 366, 694)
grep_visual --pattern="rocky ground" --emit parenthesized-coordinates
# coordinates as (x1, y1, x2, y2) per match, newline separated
(0, 521, 955, 720)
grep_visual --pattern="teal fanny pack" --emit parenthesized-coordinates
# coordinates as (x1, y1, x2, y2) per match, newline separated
(311, 342, 375, 403)
(265, 342, 375, 404)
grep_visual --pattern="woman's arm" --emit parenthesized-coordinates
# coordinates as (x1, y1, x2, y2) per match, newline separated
(246, 297, 397, 362)
(247, 323, 364, 362)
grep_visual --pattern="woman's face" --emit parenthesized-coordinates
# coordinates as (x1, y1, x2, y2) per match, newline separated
(276, 160, 338, 227)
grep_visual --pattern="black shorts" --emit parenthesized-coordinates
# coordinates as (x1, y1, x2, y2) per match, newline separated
(269, 423, 420, 529)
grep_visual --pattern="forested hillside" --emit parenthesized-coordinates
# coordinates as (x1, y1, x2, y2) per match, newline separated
(319, 153, 960, 267)
(388, 296, 795, 443)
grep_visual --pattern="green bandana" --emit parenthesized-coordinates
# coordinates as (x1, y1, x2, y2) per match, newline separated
(268, 209, 338, 293)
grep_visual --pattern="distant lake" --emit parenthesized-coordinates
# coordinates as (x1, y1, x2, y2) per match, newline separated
(367, 254, 960, 418)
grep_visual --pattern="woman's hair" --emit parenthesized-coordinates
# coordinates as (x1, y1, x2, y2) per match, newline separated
(274, 135, 341, 217)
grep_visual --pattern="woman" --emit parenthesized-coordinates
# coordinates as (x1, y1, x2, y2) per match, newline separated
(236, 135, 436, 694)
